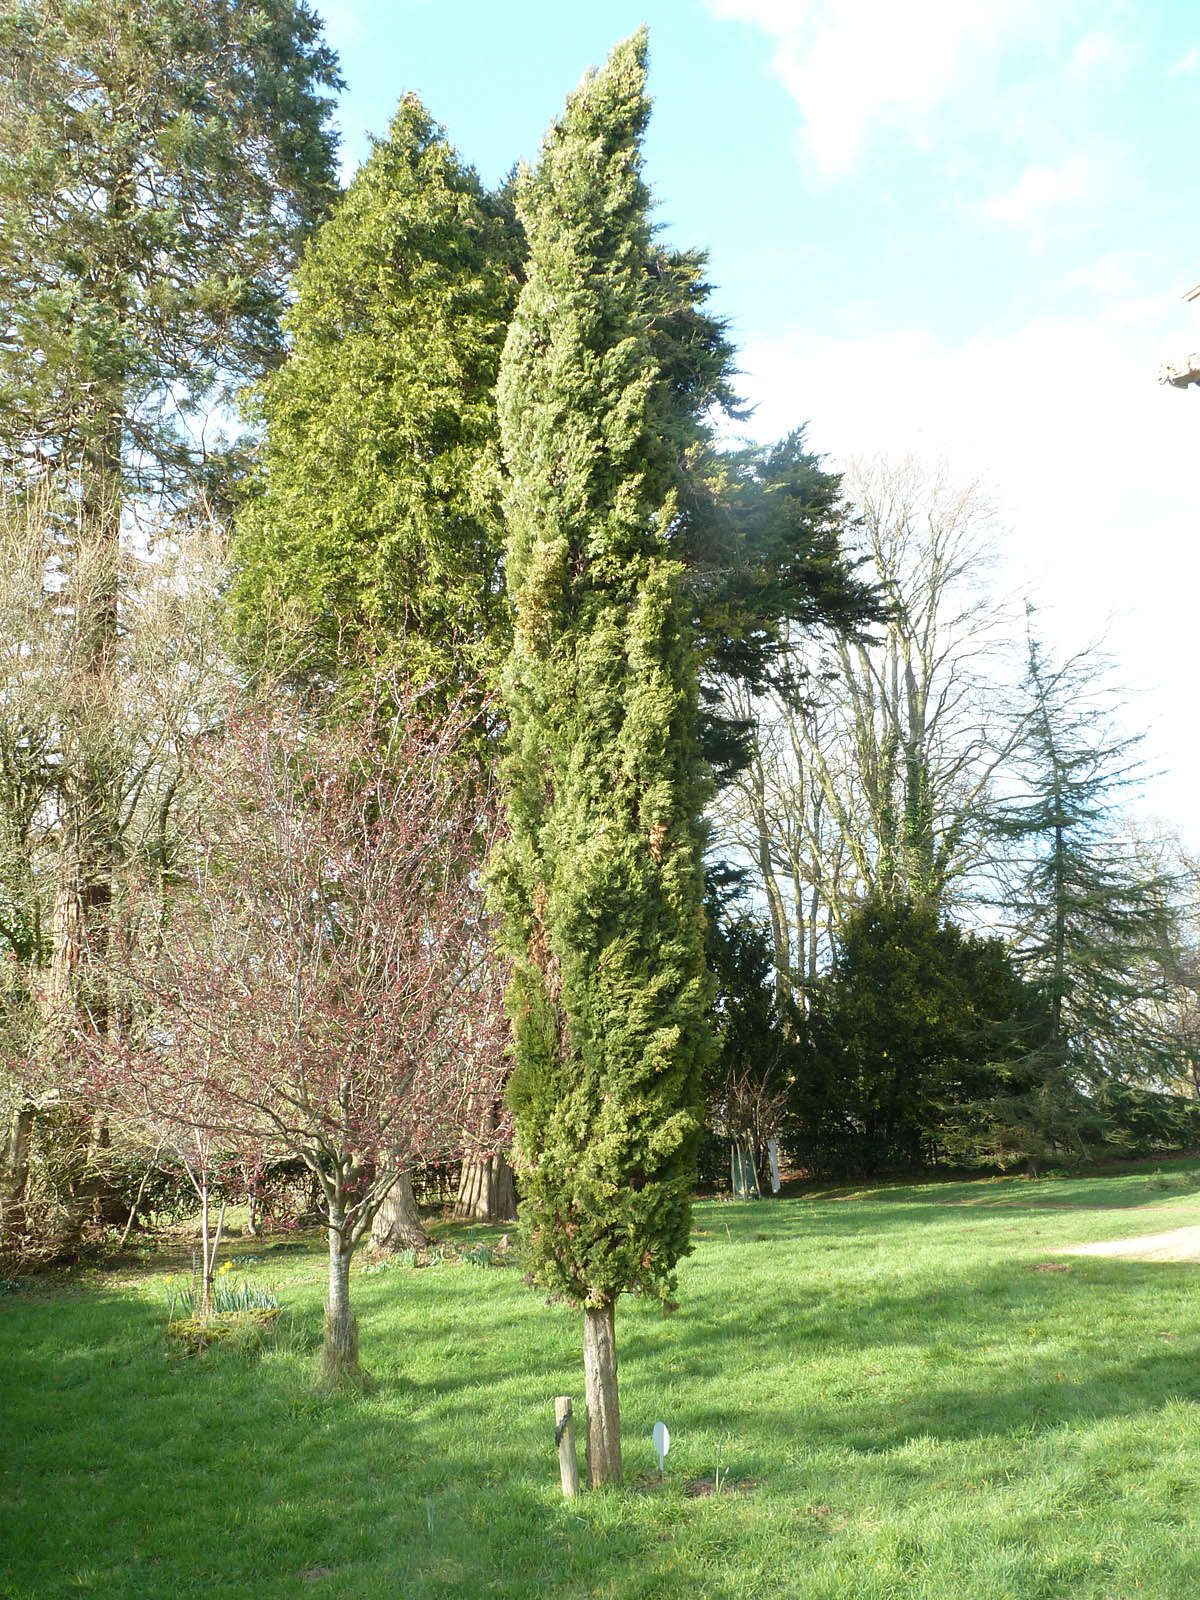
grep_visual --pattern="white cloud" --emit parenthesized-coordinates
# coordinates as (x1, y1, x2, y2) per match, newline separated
(706, 0, 1037, 176)
(1064, 253, 1141, 299)
(982, 156, 1102, 232)
(1066, 28, 1123, 80)
(1167, 46, 1200, 77)
(733, 306, 1200, 837)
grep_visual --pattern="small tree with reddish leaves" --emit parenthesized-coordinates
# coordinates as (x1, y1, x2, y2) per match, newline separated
(91, 683, 508, 1383)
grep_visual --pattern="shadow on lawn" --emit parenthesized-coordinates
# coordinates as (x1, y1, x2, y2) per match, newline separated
(8, 1195, 1200, 1599)
(363, 1232, 1200, 1475)
(785, 1167, 1200, 1214)
(688, 1189, 1200, 1254)
(1, 1282, 763, 1600)
(624, 1250, 1200, 1463)
(382, 1231, 1200, 1464)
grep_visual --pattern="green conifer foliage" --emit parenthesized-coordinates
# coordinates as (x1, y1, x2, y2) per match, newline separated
(232, 97, 522, 694)
(797, 895, 1023, 1174)
(492, 31, 712, 1484)
(0, 0, 342, 502)
(0, 0, 340, 1246)
(983, 627, 1182, 1167)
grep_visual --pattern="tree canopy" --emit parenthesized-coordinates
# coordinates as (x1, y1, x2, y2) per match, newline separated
(0, 0, 341, 506)
(232, 95, 523, 697)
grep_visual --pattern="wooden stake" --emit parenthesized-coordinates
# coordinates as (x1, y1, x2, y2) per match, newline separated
(554, 1396, 580, 1499)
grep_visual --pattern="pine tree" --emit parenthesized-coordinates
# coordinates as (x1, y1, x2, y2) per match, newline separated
(689, 430, 881, 780)
(0, 0, 341, 959)
(989, 627, 1180, 1167)
(0, 0, 341, 503)
(492, 30, 712, 1486)
(232, 96, 523, 703)
(0, 0, 340, 1236)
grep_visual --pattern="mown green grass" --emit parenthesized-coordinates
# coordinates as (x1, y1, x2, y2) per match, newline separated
(4, 1164, 1200, 1599)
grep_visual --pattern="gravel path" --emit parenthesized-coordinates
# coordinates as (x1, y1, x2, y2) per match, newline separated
(1059, 1225, 1200, 1262)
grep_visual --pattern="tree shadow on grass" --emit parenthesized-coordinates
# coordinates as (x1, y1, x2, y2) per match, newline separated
(621, 1251, 1200, 1462)
(789, 1165, 1200, 1214)
(8, 1201, 1200, 1600)
(1, 1281, 773, 1600)
(355, 1232, 1200, 1507)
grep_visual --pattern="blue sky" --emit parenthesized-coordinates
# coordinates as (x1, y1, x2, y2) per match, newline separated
(313, 0, 1200, 837)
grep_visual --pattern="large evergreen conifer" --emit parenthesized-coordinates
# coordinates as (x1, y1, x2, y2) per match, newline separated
(985, 627, 1180, 1166)
(231, 98, 526, 1238)
(232, 97, 522, 700)
(492, 31, 712, 1486)
(0, 0, 341, 501)
(0, 0, 340, 1243)
(231, 77, 873, 761)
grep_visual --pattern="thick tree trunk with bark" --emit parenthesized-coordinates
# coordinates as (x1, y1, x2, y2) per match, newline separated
(322, 1208, 361, 1385)
(43, 420, 122, 1254)
(454, 1151, 516, 1222)
(369, 1168, 427, 1252)
(1, 1103, 34, 1245)
(583, 1299, 621, 1487)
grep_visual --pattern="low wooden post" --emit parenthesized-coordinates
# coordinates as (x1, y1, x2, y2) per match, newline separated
(554, 1396, 580, 1499)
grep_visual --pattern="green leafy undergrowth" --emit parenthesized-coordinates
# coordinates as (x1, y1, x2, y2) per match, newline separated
(3, 1168, 1200, 1598)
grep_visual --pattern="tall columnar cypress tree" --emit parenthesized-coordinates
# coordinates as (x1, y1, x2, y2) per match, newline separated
(232, 96, 523, 704)
(492, 30, 712, 1486)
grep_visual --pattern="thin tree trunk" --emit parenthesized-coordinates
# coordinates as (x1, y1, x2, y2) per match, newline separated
(454, 1152, 517, 1222)
(322, 1207, 361, 1385)
(369, 1168, 428, 1252)
(246, 1166, 263, 1237)
(87, 1111, 120, 1225)
(583, 1299, 621, 1487)
(755, 809, 792, 1015)
(116, 1147, 161, 1252)
(199, 1176, 213, 1317)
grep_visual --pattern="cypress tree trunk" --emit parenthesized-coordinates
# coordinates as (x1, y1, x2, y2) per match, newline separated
(583, 1301, 622, 1487)
(369, 1168, 428, 1252)
(322, 1208, 360, 1385)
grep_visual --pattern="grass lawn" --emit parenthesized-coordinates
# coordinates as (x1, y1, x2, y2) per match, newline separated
(4, 1163, 1200, 1599)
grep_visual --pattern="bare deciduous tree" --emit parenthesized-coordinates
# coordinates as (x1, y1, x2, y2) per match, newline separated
(715, 456, 1020, 1002)
(86, 685, 509, 1384)
(0, 490, 229, 1256)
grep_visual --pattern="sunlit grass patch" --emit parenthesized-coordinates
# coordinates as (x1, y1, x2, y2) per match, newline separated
(4, 1166, 1200, 1598)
